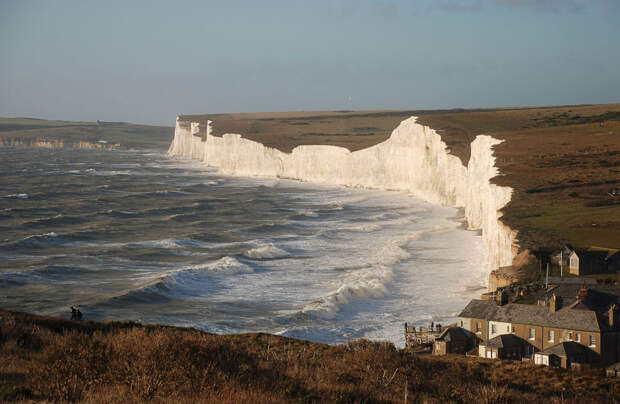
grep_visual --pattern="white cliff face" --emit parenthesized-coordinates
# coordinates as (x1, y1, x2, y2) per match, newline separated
(168, 116, 517, 280)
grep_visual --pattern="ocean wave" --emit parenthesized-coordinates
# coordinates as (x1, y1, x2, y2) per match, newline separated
(22, 214, 87, 227)
(101, 256, 254, 304)
(183, 256, 254, 275)
(13, 232, 69, 248)
(300, 264, 393, 320)
(5, 193, 29, 199)
(243, 243, 290, 259)
(297, 232, 420, 319)
(153, 190, 191, 196)
(129, 238, 212, 249)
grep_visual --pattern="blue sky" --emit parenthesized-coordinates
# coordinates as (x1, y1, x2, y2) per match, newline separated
(1, 0, 619, 125)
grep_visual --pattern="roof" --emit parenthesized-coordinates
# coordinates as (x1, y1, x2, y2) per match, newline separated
(586, 246, 619, 261)
(435, 327, 469, 343)
(481, 334, 528, 349)
(458, 299, 607, 332)
(607, 362, 620, 371)
(541, 284, 620, 310)
(541, 341, 591, 358)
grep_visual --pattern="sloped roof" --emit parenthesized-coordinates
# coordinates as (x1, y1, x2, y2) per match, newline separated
(481, 334, 528, 349)
(607, 362, 620, 370)
(435, 327, 469, 343)
(458, 300, 606, 332)
(542, 341, 591, 358)
(541, 284, 620, 310)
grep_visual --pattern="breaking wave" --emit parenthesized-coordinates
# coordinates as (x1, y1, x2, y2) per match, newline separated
(243, 243, 290, 259)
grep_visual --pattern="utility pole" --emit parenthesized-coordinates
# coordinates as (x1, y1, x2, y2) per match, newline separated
(560, 249, 563, 279)
(546, 263, 549, 289)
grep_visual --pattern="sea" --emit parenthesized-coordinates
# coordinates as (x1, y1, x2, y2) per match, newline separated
(0, 147, 486, 346)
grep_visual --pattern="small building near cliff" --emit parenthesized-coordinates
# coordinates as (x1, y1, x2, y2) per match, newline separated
(432, 327, 471, 356)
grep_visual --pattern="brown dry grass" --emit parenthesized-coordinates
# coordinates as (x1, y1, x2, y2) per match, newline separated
(1, 309, 618, 403)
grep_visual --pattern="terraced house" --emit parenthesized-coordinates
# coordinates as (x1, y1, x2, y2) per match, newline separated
(456, 284, 620, 368)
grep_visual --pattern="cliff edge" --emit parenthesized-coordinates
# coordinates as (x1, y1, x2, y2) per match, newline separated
(168, 115, 517, 285)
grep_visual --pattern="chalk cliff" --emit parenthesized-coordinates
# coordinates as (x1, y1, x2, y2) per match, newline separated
(0, 137, 119, 150)
(168, 116, 517, 283)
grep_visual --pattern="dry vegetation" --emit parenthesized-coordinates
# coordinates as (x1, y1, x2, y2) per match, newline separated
(1, 309, 618, 403)
(181, 104, 620, 252)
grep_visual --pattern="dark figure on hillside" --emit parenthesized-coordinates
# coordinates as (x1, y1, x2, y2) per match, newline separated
(71, 306, 78, 320)
(77, 308, 83, 321)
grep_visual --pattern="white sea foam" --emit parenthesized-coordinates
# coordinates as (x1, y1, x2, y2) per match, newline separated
(243, 243, 290, 259)
(130, 238, 211, 249)
(187, 256, 254, 275)
(5, 193, 29, 199)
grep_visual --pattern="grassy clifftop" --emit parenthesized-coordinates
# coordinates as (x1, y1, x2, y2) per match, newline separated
(1, 310, 618, 403)
(180, 104, 620, 253)
(0, 118, 173, 150)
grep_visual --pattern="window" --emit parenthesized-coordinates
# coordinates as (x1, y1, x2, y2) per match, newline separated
(507, 325, 511, 333)
(476, 322, 481, 333)
(568, 332, 573, 340)
(576, 333, 581, 343)
(491, 324, 496, 334)
(548, 330, 554, 342)
(589, 335, 596, 347)
(460, 320, 463, 327)
(529, 328, 535, 340)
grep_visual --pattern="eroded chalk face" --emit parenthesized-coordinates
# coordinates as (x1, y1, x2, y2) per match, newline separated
(169, 116, 516, 283)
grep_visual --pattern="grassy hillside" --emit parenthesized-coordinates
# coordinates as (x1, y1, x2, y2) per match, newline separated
(1, 309, 617, 403)
(0, 118, 173, 150)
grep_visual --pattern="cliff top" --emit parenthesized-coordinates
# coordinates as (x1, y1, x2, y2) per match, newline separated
(179, 104, 620, 252)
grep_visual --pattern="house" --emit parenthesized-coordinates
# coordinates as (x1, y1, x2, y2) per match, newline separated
(533, 341, 591, 368)
(552, 245, 575, 268)
(580, 247, 620, 275)
(456, 284, 620, 367)
(554, 245, 620, 276)
(606, 362, 620, 377)
(432, 327, 471, 356)
(568, 251, 580, 275)
(479, 334, 531, 360)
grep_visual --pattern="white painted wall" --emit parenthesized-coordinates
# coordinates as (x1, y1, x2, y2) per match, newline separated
(488, 321, 512, 339)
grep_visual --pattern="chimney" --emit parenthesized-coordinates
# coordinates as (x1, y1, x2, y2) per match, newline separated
(609, 305, 617, 328)
(576, 283, 588, 303)
(549, 294, 561, 312)
(497, 291, 508, 306)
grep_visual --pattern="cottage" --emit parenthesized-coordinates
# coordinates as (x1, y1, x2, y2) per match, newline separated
(555, 245, 620, 276)
(533, 341, 591, 368)
(479, 334, 530, 360)
(552, 245, 575, 268)
(606, 362, 620, 377)
(432, 327, 471, 356)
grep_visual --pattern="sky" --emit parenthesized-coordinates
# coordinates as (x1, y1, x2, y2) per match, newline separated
(1, 0, 619, 126)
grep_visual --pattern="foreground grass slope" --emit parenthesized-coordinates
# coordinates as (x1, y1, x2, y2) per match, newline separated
(0, 118, 173, 150)
(1, 310, 618, 403)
